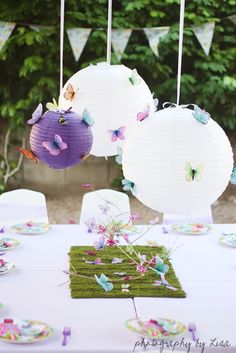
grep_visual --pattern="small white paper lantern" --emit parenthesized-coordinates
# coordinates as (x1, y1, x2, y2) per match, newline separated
(59, 62, 154, 157)
(122, 106, 234, 214)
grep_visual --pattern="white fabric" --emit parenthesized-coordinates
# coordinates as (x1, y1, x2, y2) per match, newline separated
(1, 224, 236, 352)
(0, 189, 48, 225)
(80, 189, 131, 225)
(163, 205, 213, 224)
(122, 107, 233, 214)
(58, 62, 154, 157)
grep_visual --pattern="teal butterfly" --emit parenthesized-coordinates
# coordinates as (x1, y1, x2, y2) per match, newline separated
(150, 256, 169, 275)
(115, 146, 123, 165)
(129, 69, 141, 85)
(185, 162, 204, 182)
(122, 179, 137, 195)
(192, 105, 210, 125)
(94, 274, 113, 292)
(82, 109, 95, 127)
(230, 167, 236, 185)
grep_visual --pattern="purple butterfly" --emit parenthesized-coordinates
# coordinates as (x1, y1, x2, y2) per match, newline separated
(108, 126, 126, 142)
(99, 203, 110, 215)
(137, 104, 150, 121)
(93, 236, 105, 250)
(27, 103, 43, 125)
(85, 217, 97, 233)
(153, 274, 177, 291)
(42, 134, 67, 156)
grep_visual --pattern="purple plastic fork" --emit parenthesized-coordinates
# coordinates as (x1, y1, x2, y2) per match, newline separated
(188, 322, 197, 341)
(62, 327, 71, 346)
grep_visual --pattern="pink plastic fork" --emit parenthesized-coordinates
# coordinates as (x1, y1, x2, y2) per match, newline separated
(62, 326, 71, 346)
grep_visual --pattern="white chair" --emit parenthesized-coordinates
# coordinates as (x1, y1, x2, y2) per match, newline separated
(80, 189, 131, 226)
(0, 189, 49, 226)
(163, 205, 213, 225)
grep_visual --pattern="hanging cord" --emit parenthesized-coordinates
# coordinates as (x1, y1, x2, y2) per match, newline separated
(176, 0, 185, 106)
(106, 0, 112, 64)
(60, 0, 65, 93)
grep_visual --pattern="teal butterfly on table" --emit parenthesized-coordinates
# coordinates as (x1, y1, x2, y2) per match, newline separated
(129, 69, 141, 86)
(94, 273, 113, 292)
(82, 109, 95, 127)
(230, 167, 236, 185)
(122, 179, 137, 195)
(150, 256, 169, 275)
(192, 105, 210, 125)
(185, 162, 204, 182)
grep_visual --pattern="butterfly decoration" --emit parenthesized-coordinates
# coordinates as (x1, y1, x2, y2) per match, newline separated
(99, 203, 110, 215)
(114, 272, 127, 276)
(46, 98, 59, 111)
(94, 273, 113, 292)
(82, 109, 95, 127)
(150, 256, 169, 275)
(108, 126, 126, 142)
(121, 283, 130, 292)
(230, 167, 236, 185)
(64, 83, 77, 101)
(137, 104, 150, 122)
(0, 228, 5, 234)
(185, 162, 204, 182)
(137, 253, 147, 265)
(84, 257, 103, 265)
(115, 146, 123, 165)
(85, 217, 97, 233)
(111, 257, 123, 264)
(146, 240, 159, 247)
(153, 274, 177, 291)
(19, 148, 38, 163)
(58, 116, 69, 125)
(27, 103, 43, 125)
(192, 105, 210, 125)
(93, 236, 105, 250)
(129, 69, 141, 85)
(122, 179, 137, 195)
(42, 134, 67, 156)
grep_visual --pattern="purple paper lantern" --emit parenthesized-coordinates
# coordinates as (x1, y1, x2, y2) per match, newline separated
(30, 109, 93, 169)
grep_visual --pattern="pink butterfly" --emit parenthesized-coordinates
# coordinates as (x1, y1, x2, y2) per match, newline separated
(108, 126, 126, 142)
(137, 104, 150, 121)
(42, 134, 67, 156)
(27, 103, 43, 125)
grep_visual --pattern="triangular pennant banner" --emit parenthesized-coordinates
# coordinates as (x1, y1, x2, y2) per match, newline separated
(0, 21, 15, 51)
(111, 29, 132, 60)
(192, 22, 215, 56)
(67, 28, 91, 61)
(30, 25, 51, 32)
(228, 15, 236, 25)
(144, 27, 169, 57)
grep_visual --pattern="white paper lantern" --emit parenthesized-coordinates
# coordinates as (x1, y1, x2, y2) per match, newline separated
(59, 62, 154, 157)
(122, 106, 234, 214)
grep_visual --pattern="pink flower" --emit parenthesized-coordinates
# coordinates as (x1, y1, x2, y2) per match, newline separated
(0, 259, 5, 267)
(81, 183, 94, 189)
(136, 264, 148, 273)
(129, 213, 140, 221)
(98, 225, 107, 233)
(123, 234, 130, 244)
(106, 239, 118, 247)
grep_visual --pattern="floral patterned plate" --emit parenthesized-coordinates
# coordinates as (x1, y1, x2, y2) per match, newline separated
(125, 317, 187, 339)
(172, 223, 212, 235)
(0, 237, 20, 251)
(0, 318, 54, 344)
(10, 222, 51, 235)
(219, 234, 236, 248)
(0, 260, 15, 275)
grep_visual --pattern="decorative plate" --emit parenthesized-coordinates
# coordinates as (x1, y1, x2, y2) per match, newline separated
(219, 234, 236, 248)
(0, 237, 20, 251)
(172, 223, 212, 235)
(0, 319, 54, 344)
(0, 261, 15, 275)
(125, 317, 187, 339)
(10, 222, 51, 235)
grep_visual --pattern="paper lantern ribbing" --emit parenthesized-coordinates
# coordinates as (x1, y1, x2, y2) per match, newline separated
(29, 109, 93, 169)
(59, 62, 154, 157)
(122, 106, 234, 214)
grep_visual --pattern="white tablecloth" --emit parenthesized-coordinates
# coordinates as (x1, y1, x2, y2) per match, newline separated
(1, 224, 236, 353)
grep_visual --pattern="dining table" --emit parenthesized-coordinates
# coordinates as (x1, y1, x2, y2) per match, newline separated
(1, 223, 236, 353)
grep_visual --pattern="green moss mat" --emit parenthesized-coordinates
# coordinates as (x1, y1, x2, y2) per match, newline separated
(69, 246, 186, 299)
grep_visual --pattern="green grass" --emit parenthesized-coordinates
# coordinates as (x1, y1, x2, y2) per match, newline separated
(69, 246, 186, 299)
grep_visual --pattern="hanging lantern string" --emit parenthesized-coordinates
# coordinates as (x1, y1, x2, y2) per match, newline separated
(106, 0, 112, 65)
(60, 0, 65, 93)
(176, 0, 186, 106)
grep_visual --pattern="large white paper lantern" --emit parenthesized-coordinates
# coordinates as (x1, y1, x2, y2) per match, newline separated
(122, 106, 234, 214)
(59, 62, 154, 157)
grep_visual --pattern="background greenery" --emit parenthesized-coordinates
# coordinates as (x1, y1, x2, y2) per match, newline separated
(0, 0, 236, 190)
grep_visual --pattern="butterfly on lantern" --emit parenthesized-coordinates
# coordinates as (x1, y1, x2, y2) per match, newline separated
(137, 98, 158, 122)
(42, 134, 67, 156)
(108, 126, 126, 142)
(230, 167, 236, 185)
(64, 83, 78, 101)
(19, 148, 38, 163)
(192, 105, 210, 125)
(185, 162, 204, 182)
(27, 103, 43, 125)
(82, 109, 95, 127)
(129, 69, 141, 86)
(122, 179, 137, 195)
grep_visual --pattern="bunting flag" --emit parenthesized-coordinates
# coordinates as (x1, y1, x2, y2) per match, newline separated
(29, 25, 52, 32)
(192, 22, 215, 56)
(144, 27, 170, 57)
(111, 29, 132, 60)
(0, 21, 15, 51)
(228, 15, 236, 25)
(67, 28, 91, 61)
